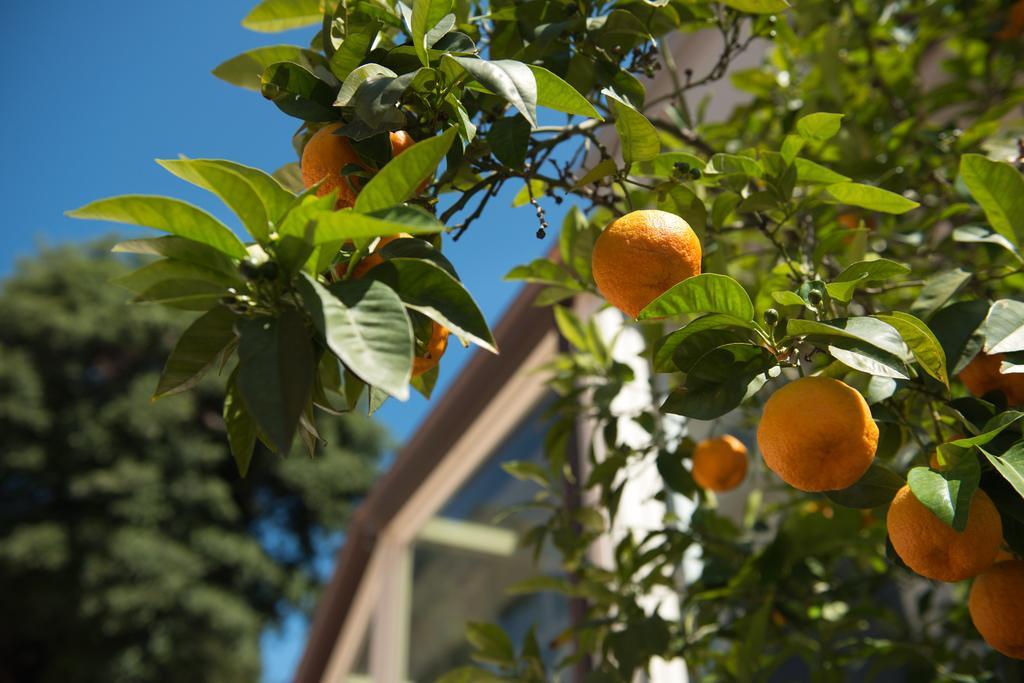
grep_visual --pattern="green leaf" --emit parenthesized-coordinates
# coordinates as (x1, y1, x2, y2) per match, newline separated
(329, 15, 380, 81)
(242, 0, 322, 32)
(558, 205, 599, 284)
(636, 152, 706, 178)
(980, 442, 1024, 502)
(157, 158, 293, 242)
(354, 127, 458, 212)
(574, 159, 617, 188)
(786, 317, 911, 378)
(638, 273, 754, 322)
(906, 461, 981, 532)
(825, 462, 905, 509)
(297, 274, 413, 400)
(953, 225, 1023, 261)
(662, 343, 779, 420)
(720, 0, 790, 13)
(504, 258, 579, 288)
(553, 305, 588, 351)
(771, 291, 805, 307)
(213, 45, 327, 91)
(960, 154, 1024, 245)
(487, 115, 531, 168)
(411, 0, 455, 66)
(112, 236, 238, 275)
(111, 259, 240, 294)
(155, 306, 237, 398)
(605, 89, 659, 166)
(794, 158, 850, 184)
(796, 112, 843, 141)
(529, 65, 602, 119)
(825, 258, 910, 302)
(465, 622, 515, 666)
(334, 64, 396, 106)
(447, 56, 538, 127)
(366, 258, 497, 353)
(911, 269, 972, 320)
(224, 370, 258, 477)
(67, 195, 247, 259)
(953, 412, 1024, 448)
(236, 310, 315, 453)
(511, 179, 547, 208)
(875, 312, 949, 388)
(260, 61, 338, 122)
(653, 313, 755, 372)
(826, 182, 919, 215)
(311, 206, 444, 245)
(707, 153, 763, 178)
(133, 280, 226, 310)
(980, 299, 1024, 354)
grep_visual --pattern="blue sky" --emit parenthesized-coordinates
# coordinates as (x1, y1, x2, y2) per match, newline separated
(1, 2, 564, 680)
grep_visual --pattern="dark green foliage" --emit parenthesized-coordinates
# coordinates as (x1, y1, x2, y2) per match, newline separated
(0, 241, 386, 683)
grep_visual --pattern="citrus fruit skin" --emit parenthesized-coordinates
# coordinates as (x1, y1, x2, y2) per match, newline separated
(591, 209, 701, 319)
(969, 559, 1024, 659)
(692, 435, 748, 492)
(887, 485, 1002, 582)
(300, 124, 419, 208)
(756, 376, 878, 492)
(960, 352, 1024, 406)
(412, 323, 449, 378)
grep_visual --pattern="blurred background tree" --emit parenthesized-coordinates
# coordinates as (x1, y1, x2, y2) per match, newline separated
(0, 240, 386, 683)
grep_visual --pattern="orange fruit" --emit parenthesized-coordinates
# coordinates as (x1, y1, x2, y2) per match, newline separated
(960, 352, 1024, 406)
(969, 559, 1024, 659)
(756, 376, 878, 492)
(887, 485, 1002, 582)
(301, 124, 422, 208)
(692, 435, 748, 492)
(412, 322, 449, 378)
(591, 209, 701, 319)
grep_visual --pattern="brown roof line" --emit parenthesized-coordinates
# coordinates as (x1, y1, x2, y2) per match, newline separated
(293, 277, 556, 683)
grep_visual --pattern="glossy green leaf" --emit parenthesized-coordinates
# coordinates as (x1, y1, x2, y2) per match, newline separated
(980, 442, 1024, 502)
(653, 313, 756, 372)
(662, 343, 779, 420)
(213, 45, 326, 90)
(112, 236, 238, 275)
(605, 89, 659, 166)
(504, 258, 579, 288)
(529, 65, 602, 119)
(261, 61, 338, 122)
(223, 370, 257, 477)
(960, 153, 1024, 244)
(796, 112, 843, 141)
(826, 462, 904, 509)
(953, 412, 1024, 448)
(953, 225, 1023, 261)
(876, 311, 949, 388)
(236, 310, 315, 453)
(787, 317, 910, 378)
(639, 274, 754, 322)
(68, 195, 248, 258)
(366, 258, 497, 353)
(487, 115, 531, 168)
(447, 56, 538, 127)
(826, 182, 919, 215)
(911, 269, 972, 320)
(242, 0, 322, 32)
(826, 258, 910, 302)
(981, 299, 1024, 354)
(297, 274, 413, 400)
(311, 206, 444, 245)
(574, 159, 617, 188)
(157, 158, 293, 242)
(154, 306, 237, 398)
(329, 15, 380, 81)
(906, 460, 981, 532)
(111, 259, 240, 294)
(411, 0, 455, 66)
(794, 158, 850, 184)
(465, 622, 516, 665)
(636, 152, 706, 178)
(707, 153, 763, 178)
(133, 280, 226, 310)
(354, 127, 458, 212)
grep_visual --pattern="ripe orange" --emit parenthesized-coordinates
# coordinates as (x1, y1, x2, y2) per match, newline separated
(756, 376, 878, 492)
(591, 209, 701, 319)
(960, 352, 1024, 406)
(412, 322, 449, 378)
(692, 435, 748, 492)
(301, 124, 421, 208)
(969, 559, 1024, 659)
(996, 0, 1024, 41)
(887, 485, 1002, 582)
